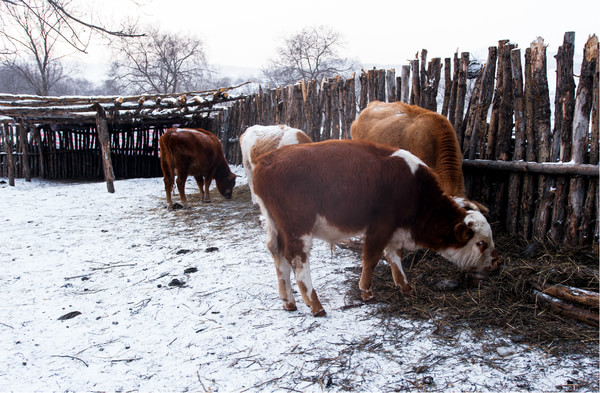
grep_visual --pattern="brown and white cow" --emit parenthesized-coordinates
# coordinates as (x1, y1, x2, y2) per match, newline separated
(350, 101, 487, 213)
(240, 124, 312, 204)
(253, 139, 499, 316)
(159, 128, 236, 209)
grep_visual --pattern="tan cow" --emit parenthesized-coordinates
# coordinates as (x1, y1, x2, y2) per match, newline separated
(253, 139, 499, 316)
(351, 101, 487, 213)
(159, 128, 236, 209)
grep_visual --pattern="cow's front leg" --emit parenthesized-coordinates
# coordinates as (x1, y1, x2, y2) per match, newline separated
(385, 248, 414, 295)
(202, 176, 212, 203)
(175, 174, 190, 208)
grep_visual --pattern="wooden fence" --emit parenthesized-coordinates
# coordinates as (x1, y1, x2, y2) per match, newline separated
(1, 33, 597, 247)
(211, 33, 598, 247)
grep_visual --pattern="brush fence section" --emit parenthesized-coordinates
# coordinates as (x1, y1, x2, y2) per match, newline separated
(215, 33, 598, 247)
(0, 118, 213, 182)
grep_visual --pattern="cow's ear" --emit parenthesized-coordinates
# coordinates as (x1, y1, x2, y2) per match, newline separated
(454, 222, 474, 243)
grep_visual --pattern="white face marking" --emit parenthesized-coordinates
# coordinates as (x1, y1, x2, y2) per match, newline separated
(439, 210, 496, 272)
(391, 149, 427, 175)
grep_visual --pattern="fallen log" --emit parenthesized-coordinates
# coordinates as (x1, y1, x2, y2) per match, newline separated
(531, 281, 599, 308)
(534, 289, 599, 327)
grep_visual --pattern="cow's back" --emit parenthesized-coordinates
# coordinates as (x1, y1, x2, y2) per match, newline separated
(161, 128, 223, 175)
(253, 140, 423, 241)
(351, 101, 466, 197)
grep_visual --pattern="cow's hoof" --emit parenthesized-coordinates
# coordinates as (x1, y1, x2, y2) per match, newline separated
(312, 309, 327, 317)
(171, 203, 184, 210)
(400, 284, 414, 296)
(361, 290, 376, 302)
(283, 302, 297, 311)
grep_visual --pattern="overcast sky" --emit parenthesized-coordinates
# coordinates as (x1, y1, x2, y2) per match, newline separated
(83, 0, 599, 81)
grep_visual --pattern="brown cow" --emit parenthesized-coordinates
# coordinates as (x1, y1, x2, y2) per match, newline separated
(159, 128, 236, 209)
(253, 139, 499, 316)
(350, 101, 487, 213)
(240, 124, 312, 204)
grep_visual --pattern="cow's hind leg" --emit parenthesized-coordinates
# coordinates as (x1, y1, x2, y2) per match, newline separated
(202, 176, 213, 203)
(194, 176, 207, 202)
(266, 224, 296, 311)
(360, 232, 389, 302)
(385, 248, 414, 295)
(176, 173, 189, 208)
(290, 236, 325, 317)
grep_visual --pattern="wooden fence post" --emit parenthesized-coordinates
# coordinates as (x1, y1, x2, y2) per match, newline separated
(93, 103, 115, 193)
(566, 35, 598, 243)
(400, 65, 410, 104)
(33, 125, 45, 178)
(359, 70, 368, 111)
(1, 122, 15, 186)
(386, 69, 396, 102)
(442, 58, 452, 117)
(410, 59, 420, 106)
(466, 47, 496, 159)
(507, 48, 526, 233)
(550, 32, 576, 241)
(448, 52, 460, 126)
(18, 122, 31, 181)
(453, 52, 469, 135)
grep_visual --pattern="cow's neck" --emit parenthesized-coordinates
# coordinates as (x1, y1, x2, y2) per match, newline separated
(214, 158, 232, 179)
(411, 190, 465, 252)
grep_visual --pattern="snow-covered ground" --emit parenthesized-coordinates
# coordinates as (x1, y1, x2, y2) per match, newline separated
(1, 167, 598, 392)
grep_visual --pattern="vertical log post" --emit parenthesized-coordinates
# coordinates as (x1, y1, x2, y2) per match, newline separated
(448, 52, 460, 126)
(566, 35, 598, 243)
(506, 48, 526, 233)
(467, 47, 496, 159)
(442, 58, 452, 117)
(33, 125, 45, 178)
(410, 59, 420, 106)
(1, 123, 15, 186)
(550, 32, 576, 241)
(359, 70, 368, 110)
(93, 103, 115, 193)
(386, 69, 396, 102)
(453, 52, 469, 136)
(520, 47, 537, 238)
(400, 65, 410, 104)
(18, 122, 31, 181)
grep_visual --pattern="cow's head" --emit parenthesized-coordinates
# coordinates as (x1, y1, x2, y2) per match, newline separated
(216, 172, 237, 199)
(440, 210, 500, 279)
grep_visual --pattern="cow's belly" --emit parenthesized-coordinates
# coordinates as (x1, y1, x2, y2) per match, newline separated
(311, 215, 366, 243)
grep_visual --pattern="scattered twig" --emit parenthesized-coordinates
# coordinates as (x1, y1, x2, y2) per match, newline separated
(51, 354, 88, 367)
(90, 263, 137, 271)
(110, 357, 142, 363)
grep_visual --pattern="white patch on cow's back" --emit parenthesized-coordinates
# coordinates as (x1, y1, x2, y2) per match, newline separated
(278, 126, 303, 147)
(391, 149, 426, 175)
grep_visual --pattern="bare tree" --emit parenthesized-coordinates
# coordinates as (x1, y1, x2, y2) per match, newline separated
(0, 0, 75, 95)
(109, 26, 211, 94)
(263, 25, 355, 86)
(0, 0, 143, 53)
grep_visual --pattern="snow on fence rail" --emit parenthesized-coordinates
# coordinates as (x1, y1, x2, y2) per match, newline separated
(0, 33, 598, 247)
